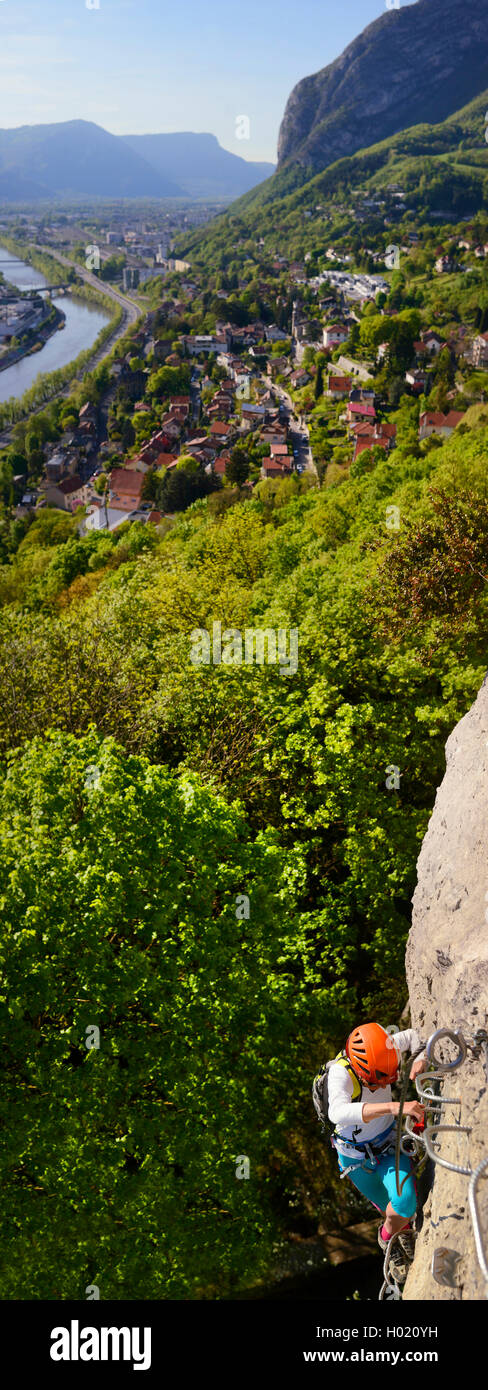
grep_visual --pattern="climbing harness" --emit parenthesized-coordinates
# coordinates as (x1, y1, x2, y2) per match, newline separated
(399, 1024, 488, 1297)
(333, 1122, 397, 1178)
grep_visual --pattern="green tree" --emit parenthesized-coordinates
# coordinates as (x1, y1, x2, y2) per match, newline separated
(146, 364, 191, 400)
(226, 448, 250, 486)
(120, 418, 136, 452)
(0, 731, 302, 1299)
(315, 359, 325, 401)
(176, 454, 200, 473)
(0, 456, 14, 507)
(17, 509, 76, 551)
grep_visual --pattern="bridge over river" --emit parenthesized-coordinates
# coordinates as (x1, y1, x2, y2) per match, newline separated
(0, 259, 73, 293)
(0, 286, 73, 297)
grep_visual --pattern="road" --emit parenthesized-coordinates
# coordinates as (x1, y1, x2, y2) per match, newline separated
(0, 248, 143, 446)
(273, 384, 318, 477)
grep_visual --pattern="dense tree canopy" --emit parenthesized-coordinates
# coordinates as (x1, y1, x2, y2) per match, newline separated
(0, 731, 313, 1298)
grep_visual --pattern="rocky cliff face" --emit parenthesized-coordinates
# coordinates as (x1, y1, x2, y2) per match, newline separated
(277, 0, 488, 173)
(403, 675, 488, 1301)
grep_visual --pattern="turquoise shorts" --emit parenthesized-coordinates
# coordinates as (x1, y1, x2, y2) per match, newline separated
(337, 1148, 417, 1219)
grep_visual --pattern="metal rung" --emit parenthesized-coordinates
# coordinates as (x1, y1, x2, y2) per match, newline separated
(468, 1155, 488, 1285)
(397, 1024, 488, 1293)
(416, 1071, 461, 1108)
(423, 1123, 473, 1175)
(401, 1127, 424, 1155)
(426, 1028, 467, 1072)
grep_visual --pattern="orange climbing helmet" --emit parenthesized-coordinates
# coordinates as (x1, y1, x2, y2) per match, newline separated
(345, 1022, 400, 1088)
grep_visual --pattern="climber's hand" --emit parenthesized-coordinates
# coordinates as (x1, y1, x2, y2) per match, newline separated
(409, 1056, 426, 1082)
(402, 1101, 425, 1123)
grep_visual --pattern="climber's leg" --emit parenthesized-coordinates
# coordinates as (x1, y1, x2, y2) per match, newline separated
(336, 1152, 385, 1209)
(380, 1153, 417, 1231)
(383, 1205, 411, 1237)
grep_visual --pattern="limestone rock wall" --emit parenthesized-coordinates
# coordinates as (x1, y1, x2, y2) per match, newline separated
(403, 676, 488, 1301)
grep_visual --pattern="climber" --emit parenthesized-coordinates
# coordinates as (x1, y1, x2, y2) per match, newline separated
(327, 1023, 426, 1283)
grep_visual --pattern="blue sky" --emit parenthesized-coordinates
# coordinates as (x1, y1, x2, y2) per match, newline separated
(0, 0, 416, 162)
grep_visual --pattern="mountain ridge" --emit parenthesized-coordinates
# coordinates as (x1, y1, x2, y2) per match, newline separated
(0, 120, 274, 202)
(0, 120, 182, 199)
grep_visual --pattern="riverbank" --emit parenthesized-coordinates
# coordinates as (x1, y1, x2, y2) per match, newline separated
(0, 300, 67, 375)
(0, 241, 137, 434)
(0, 309, 143, 450)
(0, 235, 68, 288)
(0, 306, 120, 432)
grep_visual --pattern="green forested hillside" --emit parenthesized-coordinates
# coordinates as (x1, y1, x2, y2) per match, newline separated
(181, 90, 488, 268)
(1, 416, 487, 1297)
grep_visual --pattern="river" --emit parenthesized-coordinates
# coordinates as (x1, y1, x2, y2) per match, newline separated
(0, 246, 111, 403)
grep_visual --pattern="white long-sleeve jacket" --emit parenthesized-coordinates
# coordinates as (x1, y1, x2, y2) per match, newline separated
(328, 1029, 426, 1146)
